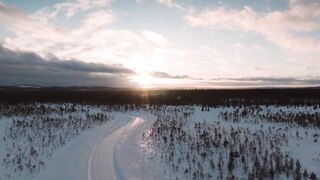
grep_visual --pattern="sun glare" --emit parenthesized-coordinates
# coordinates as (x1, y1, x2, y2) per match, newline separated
(133, 73, 155, 88)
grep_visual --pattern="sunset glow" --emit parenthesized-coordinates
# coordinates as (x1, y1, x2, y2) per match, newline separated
(133, 73, 156, 88)
(0, 0, 320, 88)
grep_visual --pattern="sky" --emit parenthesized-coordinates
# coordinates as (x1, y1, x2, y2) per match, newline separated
(0, 0, 320, 88)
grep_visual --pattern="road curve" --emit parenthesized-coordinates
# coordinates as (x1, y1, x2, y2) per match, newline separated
(88, 117, 144, 180)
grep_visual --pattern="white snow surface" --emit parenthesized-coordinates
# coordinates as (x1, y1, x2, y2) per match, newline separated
(0, 109, 158, 180)
(33, 112, 157, 180)
(1, 105, 320, 180)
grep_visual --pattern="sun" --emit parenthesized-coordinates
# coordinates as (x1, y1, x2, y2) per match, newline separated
(133, 73, 155, 88)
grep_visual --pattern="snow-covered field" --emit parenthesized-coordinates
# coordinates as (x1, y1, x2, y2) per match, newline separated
(0, 104, 319, 180)
(143, 106, 320, 180)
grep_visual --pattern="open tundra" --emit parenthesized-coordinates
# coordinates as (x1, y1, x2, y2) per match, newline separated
(0, 104, 319, 180)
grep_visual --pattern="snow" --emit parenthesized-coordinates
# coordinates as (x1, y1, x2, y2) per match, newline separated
(142, 106, 320, 179)
(0, 104, 319, 180)
(115, 113, 165, 180)
(34, 112, 160, 180)
(88, 115, 135, 180)
(35, 114, 132, 180)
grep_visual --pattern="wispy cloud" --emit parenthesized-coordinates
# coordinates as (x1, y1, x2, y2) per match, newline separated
(151, 71, 202, 80)
(1, 1, 181, 75)
(34, 0, 113, 19)
(151, 71, 190, 79)
(1, 0, 320, 88)
(156, 0, 184, 10)
(184, 0, 320, 53)
(0, 2, 64, 40)
(202, 76, 320, 88)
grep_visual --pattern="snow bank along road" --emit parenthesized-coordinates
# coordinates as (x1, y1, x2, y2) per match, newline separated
(88, 116, 144, 180)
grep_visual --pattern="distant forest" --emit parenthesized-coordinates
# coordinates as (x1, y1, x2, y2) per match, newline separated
(1, 87, 320, 106)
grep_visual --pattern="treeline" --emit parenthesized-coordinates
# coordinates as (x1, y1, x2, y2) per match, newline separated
(1, 87, 320, 105)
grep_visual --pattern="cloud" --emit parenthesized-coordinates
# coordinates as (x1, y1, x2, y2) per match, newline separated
(156, 0, 184, 10)
(142, 31, 171, 47)
(151, 71, 190, 79)
(148, 73, 320, 88)
(59, 0, 112, 17)
(1, 2, 181, 76)
(0, 45, 135, 87)
(0, 2, 64, 41)
(3, 0, 319, 88)
(141, 74, 320, 88)
(0, 0, 114, 42)
(202, 76, 320, 88)
(151, 71, 203, 80)
(184, 1, 320, 53)
(36, 0, 113, 18)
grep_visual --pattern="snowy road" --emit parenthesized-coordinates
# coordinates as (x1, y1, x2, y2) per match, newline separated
(32, 114, 149, 180)
(88, 117, 145, 180)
